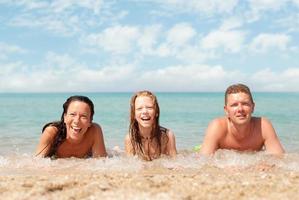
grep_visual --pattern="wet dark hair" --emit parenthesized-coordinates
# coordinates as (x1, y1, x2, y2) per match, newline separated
(129, 90, 167, 160)
(40, 95, 94, 157)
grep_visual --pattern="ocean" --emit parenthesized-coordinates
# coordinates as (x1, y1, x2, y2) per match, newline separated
(1, 92, 298, 154)
(1, 92, 299, 199)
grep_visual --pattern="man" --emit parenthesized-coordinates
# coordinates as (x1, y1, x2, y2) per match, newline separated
(200, 83, 284, 155)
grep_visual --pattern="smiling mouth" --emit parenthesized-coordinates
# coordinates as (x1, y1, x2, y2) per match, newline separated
(141, 116, 151, 121)
(71, 126, 82, 133)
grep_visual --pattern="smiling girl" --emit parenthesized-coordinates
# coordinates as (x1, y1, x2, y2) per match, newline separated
(125, 91, 177, 161)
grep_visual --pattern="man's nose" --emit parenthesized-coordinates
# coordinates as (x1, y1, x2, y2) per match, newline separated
(237, 104, 244, 111)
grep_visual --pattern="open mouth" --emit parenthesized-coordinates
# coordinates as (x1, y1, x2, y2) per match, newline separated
(141, 116, 151, 121)
(71, 126, 82, 133)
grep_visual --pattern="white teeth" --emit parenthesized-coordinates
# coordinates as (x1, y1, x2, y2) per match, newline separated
(141, 117, 150, 121)
(72, 127, 81, 132)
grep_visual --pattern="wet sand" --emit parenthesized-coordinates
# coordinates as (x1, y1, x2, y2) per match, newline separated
(1, 166, 299, 200)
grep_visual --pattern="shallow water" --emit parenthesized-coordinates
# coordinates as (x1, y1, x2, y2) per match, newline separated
(1, 150, 299, 176)
(0, 92, 298, 178)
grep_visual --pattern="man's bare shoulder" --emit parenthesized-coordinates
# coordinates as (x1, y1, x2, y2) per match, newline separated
(205, 117, 228, 138)
(209, 117, 227, 129)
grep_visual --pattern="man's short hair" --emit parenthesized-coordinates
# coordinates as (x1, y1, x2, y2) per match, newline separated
(225, 83, 254, 105)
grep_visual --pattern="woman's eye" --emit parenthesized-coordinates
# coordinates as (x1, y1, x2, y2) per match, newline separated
(81, 115, 88, 120)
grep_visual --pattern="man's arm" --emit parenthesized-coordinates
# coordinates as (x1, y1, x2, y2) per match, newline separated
(91, 123, 107, 157)
(200, 118, 224, 155)
(261, 117, 285, 155)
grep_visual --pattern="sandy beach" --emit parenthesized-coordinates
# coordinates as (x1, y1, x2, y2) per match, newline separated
(1, 164, 299, 200)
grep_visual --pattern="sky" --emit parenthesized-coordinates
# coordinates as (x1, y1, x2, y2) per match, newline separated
(0, 0, 299, 92)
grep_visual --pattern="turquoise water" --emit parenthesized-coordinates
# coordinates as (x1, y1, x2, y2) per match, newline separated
(0, 92, 299, 155)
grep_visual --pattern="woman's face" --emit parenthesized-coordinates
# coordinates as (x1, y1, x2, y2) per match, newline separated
(64, 101, 92, 142)
(134, 95, 156, 129)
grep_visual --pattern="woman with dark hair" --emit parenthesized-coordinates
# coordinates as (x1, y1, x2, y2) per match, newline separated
(125, 91, 177, 161)
(35, 95, 107, 158)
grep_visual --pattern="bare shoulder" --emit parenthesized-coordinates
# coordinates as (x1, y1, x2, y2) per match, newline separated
(88, 123, 103, 135)
(124, 133, 134, 155)
(259, 117, 276, 137)
(124, 133, 131, 142)
(165, 129, 177, 156)
(166, 129, 175, 140)
(206, 117, 227, 137)
(42, 125, 58, 139)
(90, 122, 102, 131)
(200, 117, 227, 155)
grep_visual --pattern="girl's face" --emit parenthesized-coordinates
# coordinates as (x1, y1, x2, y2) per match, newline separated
(134, 96, 156, 129)
(64, 101, 91, 142)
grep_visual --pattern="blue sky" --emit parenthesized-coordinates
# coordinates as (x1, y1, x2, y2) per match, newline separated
(0, 0, 298, 92)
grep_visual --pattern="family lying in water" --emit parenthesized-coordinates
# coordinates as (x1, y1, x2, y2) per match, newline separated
(35, 83, 285, 160)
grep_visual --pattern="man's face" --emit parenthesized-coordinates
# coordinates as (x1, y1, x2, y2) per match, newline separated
(224, 92, 254, 125)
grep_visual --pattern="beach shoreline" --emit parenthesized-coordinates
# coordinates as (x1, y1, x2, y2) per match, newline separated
(1, 166, 299, 200)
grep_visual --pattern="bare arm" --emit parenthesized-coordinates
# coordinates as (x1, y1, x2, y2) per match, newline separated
(200, 118, 224, 155)
(35, 126, 57, 157)
(166, 130, 177, 157)
(91, 123, 107, 157)
(261, 117, 285, 155)
(124, 134, 134, 156)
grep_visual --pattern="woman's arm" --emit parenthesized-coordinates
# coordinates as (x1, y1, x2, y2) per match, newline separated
(35, 126, 57, 157)
(91, 123, 107, 157)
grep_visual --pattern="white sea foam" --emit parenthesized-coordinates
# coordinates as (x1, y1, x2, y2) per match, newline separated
(1, 150, 299, 176)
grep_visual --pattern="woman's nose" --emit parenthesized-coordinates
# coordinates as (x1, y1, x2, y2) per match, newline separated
(73, 115, 80, 123)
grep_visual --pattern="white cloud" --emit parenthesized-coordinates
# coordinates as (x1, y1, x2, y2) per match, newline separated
(166, 23, 196, 47)
(201, 30, 245, 53)
(249, 33, 290, 53)
(0, 42, 27, 60)
(250, 67, 299, 91)
(276, 13, 299, 33)
(153, 0, 238, 16)
(220, 17, 243, 31)
(137, 24, 162, 54)
(134, 64, 242, 91)
(84, 25, 140, 54)
(293, 0, 299, 6)
(4, 0, 112, 36)
(1, 52, 299, 92)
(249, 0, 288, 11)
